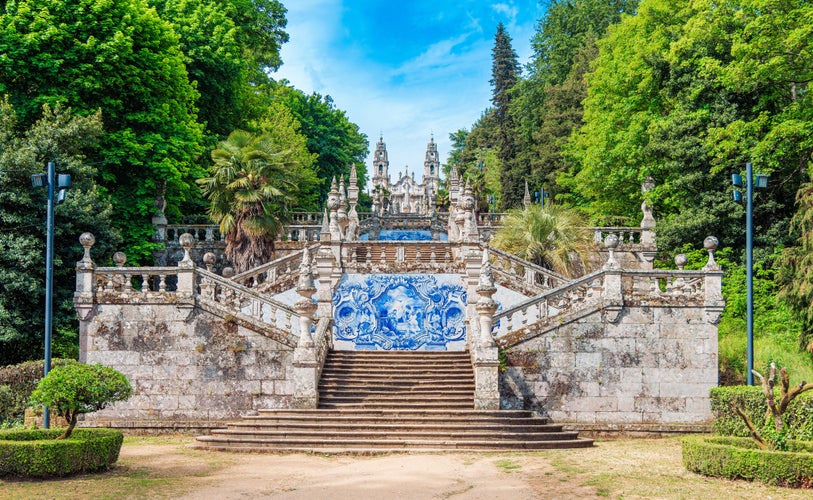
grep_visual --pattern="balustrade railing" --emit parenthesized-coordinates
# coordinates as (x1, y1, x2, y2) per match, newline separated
(591, 227, 645, 245)
(94, 266, 179, 297)
(487, 246, 571, 293)
(231, 244, 318, 293)
(196, 268, 301, 336)
(342, 241, 459, 271)
(165, 225, 223, 243)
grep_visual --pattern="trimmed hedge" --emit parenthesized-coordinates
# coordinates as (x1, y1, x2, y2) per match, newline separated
(0, 428, 123, 477)
(0, 359, 75, 425)
(683, 436, 813, 488)
(709, 385, 813, 441)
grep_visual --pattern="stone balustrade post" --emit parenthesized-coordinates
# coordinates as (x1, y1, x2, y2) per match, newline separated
(702, 236, 724, 324)
(74, 232, 96, 323)
(473, 249, 500, 409)
(176, 233, 195, 300)
(292, 247, 320, 408)
(602, 234, 623, 322)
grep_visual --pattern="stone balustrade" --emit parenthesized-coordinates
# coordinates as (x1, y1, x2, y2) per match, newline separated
(166, 224, 224, 243)
(486, 246, 571, 294)
(93, 266, 181, 299)
(231, 244, 319, 294)
(341, 241, 461, 272)
(196, 268, 302, 339)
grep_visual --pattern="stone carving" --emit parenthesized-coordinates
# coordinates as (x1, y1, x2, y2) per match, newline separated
(332, 274, 467, 351)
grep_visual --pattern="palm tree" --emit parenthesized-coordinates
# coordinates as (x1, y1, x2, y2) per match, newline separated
(490, 203, 595, 278)
(197, 130, 299, 272)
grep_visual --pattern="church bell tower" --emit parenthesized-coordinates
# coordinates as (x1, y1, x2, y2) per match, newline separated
(424, 135, 440, 194)
(372, 135, 390, 192)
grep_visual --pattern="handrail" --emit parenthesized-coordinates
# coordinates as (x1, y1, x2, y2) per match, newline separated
(231, 244, 319, 286)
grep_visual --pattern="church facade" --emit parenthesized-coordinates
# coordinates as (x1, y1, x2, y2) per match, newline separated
(371, 135, 440, 214)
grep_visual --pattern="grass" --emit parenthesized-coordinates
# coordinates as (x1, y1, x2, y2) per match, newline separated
(494, 459, 521, 472)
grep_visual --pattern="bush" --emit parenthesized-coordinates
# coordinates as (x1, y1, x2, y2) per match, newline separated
(29, 363, 132, 439)
(0, 428, 124, 477)
(682, 435, 813, 488)
(710, 386, 813, 441)
(0, 359, 76, 425)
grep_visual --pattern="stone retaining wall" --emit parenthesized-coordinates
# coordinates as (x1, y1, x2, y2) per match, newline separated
(80, 304, 294, 424)
(499, 304, 717, 425)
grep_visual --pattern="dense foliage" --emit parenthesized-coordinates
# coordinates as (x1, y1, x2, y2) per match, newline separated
(0, 100, 119, 366)
(0, 428, 124, 477)
(0, 359, 75, 426)
(29, 363, 132, 439)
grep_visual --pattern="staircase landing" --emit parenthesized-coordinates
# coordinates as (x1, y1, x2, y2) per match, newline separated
(194, 351, 593, 453)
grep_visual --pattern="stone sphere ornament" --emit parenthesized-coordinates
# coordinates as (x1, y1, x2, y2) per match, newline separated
(179, 232, 195, 249)
(222, 267, 235, 279)
(604, 233, 620, 249)
(112, 252, 127, 267)
(704, 235, 719, 252)
(203, 252, 216, 269)
(79, 232, 96, 248)
(674, 253, 688, 270)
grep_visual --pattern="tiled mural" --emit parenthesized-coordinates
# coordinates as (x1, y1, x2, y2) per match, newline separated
(359, 230, 448, 241)
(332, 274, 467, 351)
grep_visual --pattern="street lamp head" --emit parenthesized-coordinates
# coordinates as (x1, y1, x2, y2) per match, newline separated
(57, 174, 71, 189)
(755, 174, 769, 189)
(733, 190, 742, 202)
(731, 173, 743, 187)
(31, 174, 47, 188)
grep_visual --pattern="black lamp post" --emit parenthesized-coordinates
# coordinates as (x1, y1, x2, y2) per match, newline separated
(732, 162, 768, 386)
(31, 161, 70, 428)
(534, 187, 550, 207)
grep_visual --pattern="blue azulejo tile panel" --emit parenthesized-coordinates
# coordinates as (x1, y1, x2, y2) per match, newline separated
(359, 230, 448, 241)
(332, 274, 467, 351)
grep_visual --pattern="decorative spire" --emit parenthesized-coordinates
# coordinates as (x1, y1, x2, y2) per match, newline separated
(523, 180, 531, 210)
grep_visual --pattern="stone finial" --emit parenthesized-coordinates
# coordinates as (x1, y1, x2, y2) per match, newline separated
(674, 253, 687, 270)
(178, 232, 195, 267)
(703, 236, 720, 271)
(476, 249, 498, 347)
(295, 247, 318, 348)
(203, 252, 216, 272)
(222, 267, 235, 279)
(604, 233, 620, 269)
(112, 251, 127, 267)
(523, 180, 531, 210)
(78, 232, 95, 269)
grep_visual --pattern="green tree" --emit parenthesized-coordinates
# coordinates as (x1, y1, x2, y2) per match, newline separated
(490, 22, 523, 209)
(198, 128, 317, 272)
(490, 203, 594, 277)
(0, 0, 204, 263)
(29, 363, 132, 439)
(0, 99, 119, 366)
(271, 84, 369, 201)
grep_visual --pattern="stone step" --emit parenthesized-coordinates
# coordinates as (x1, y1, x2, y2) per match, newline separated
(254, 409, 536, 418)
(318, 389, 475, 398)
(320, 367, 473, 375)
(318, 393, 474, 402)
(207, 429, 582, 441)
(224, 422, 560, 432)
(318, 402, 474, 410)
(194, 436, 594, 451)
(317, 381, 475, 389)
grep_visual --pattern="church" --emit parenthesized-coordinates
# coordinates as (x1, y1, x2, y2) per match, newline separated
(370, 134, 440, 214)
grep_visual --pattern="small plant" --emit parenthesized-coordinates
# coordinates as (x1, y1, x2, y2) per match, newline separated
(734, 363, 813, 451)
(29, 363, 132, 439)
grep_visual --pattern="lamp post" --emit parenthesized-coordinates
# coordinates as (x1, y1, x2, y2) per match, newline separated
(31, 161, 71, 428)
(732, 162, 768, 386)
(533, 187, 550, 207)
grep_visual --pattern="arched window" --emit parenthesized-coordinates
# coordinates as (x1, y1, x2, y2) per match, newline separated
(430, 166, 435, 174)
(378, 165, 383, 175)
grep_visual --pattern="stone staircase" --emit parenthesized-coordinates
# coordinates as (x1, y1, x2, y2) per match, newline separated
(194, 351, 593, 453)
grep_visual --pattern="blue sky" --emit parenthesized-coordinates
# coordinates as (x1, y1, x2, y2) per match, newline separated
(274, 0, 546, 185)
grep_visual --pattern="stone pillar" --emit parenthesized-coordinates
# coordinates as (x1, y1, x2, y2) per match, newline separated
(602, 234, 623, 323)
(338, 176, 349, 239)
(473, 249, 500, 409)
(176, 233, 195, 300)
(523, 180, 531, 211)
(292, 247, 320, 408)
(346, 164, 360, 241)
(702, 236, 724, 324)
(639, 176, 657, 269)
(327, 177, 341, 241)
(75, 233, 96, 363)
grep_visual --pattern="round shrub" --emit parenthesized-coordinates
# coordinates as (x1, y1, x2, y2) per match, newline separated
(0, 428, 124, 477)
(28, 363, 132, 439)
(683, 435, 813, 488)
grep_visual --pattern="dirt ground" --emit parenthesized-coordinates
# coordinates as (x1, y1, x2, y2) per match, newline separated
(2, 436, 809, 499)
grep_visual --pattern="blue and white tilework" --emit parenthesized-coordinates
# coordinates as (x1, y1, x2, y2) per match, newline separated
(359, 230, 448, 241)
(332, 274, 467, 351)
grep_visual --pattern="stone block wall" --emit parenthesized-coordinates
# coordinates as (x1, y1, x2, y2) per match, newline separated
(499, 304, 718, 425)
(80, 304, 294, 426)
